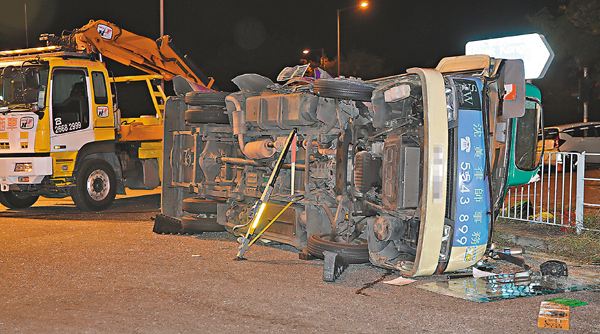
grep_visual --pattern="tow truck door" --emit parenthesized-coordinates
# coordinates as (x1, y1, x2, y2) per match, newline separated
(49, 68, 95, 152)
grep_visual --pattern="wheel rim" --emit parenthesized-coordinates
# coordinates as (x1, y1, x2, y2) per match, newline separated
(86, 169, 110, 201)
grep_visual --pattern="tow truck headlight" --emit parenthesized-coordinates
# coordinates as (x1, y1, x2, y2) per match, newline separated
(14, 162, 33, 172)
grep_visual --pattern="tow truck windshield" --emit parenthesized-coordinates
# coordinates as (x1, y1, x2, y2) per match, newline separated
(0, 66, 48, 111)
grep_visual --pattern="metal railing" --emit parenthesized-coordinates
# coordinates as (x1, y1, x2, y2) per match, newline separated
(499, 152, 600, 234)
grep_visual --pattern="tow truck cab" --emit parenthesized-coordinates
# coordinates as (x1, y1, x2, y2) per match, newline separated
(0, 47, 164, 211)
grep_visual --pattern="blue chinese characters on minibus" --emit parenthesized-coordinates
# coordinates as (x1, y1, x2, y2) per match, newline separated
(451, 77, 490, 262)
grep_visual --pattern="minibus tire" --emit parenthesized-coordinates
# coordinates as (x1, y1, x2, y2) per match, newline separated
(312, 79, 375, 102)
(307, 233, 370, 264)
(185, 91, 229, 106)
(185, 108, 230, 124)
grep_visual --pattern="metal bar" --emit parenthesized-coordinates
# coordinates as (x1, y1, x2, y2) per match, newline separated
(553, 156, 559, 225)
(513, 186, 518, 217)
(248, 200, 295, 247)
(568, 156, 574, 227)
(533, 164, 538, 219)
(497, 152, 600, 232)
(560, 156, 566, 228)
(519, 186, 524, 220)
(575, 153, 585, 235)
(526, 183, 531, 218)
(547, 153, 554, 223)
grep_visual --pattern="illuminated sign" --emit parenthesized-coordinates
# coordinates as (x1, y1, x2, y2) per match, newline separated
(465, 33, 554, 79)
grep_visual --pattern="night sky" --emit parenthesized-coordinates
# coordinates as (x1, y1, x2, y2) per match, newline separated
(3, 0, 577, 122)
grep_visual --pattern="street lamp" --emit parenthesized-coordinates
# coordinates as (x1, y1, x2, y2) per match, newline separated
(303, 48, 325, 67)
(337, 1, 368, 77)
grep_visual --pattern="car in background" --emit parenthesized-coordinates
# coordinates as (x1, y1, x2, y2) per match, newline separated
(538, 122, 600, 167)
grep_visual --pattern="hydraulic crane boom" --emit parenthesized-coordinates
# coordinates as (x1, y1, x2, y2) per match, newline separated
(42, 19, 214, 88)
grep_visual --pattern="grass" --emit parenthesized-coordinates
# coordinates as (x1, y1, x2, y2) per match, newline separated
(549, 231, 600, 264)
(582, 210, 600, 231)
(494, 215, 600, 264)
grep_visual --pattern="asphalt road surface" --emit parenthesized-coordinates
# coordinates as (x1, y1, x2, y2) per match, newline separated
(1, 189, 599, 333)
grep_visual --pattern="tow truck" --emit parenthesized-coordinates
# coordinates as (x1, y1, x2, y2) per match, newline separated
(0, 19, 214, 211)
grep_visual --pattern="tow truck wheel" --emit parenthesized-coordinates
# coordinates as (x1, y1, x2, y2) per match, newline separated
(0, 191, 39, 209)
(307, 234, 370, 264)
(72, 159, 117, 212)
(181, 214, 226, 234)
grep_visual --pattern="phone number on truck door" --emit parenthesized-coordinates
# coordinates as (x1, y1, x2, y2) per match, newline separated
(54, 119, 82, 134)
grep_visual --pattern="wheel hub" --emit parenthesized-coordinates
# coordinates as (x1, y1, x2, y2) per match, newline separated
(87, 170, 110, 201)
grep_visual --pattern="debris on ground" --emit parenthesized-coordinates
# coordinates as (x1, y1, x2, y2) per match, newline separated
(323, 251, 349, 282)
(383, 276, 416, 286)
(545, 298, 588, 307)
(416, 252, 599, 303)
(538, 301, 569, 330)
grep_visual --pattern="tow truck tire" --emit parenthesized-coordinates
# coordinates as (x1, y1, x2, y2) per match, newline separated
(185, 91, 229, 107)
(185, 108, 230, 124)
(0, 191, 39, 209)
(72, 159, 117, 212)
(312, 79, 375, 102)
(182, 197, 218, 214)
(181, 214, 226, 234)
(307, 233, 370, 264)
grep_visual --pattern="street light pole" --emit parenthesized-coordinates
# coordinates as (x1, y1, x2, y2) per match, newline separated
(337, 8, 340, 77)
(337, 2, 368, 77)
(583, 67, 589, 123)
(160, 0, 164, 37)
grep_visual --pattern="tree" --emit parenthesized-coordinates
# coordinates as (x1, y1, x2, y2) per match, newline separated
(529, 0, 600, 80)
(529, 0, 600, 123)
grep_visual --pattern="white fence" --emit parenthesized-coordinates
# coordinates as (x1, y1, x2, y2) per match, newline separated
(499, 152, 600, 234)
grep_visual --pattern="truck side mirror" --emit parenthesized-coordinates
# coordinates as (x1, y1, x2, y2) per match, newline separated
(24, 68, 41, 89)
(499, 59, 526, 119)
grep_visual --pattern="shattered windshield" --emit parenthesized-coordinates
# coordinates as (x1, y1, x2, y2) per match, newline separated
(0, 66, 48, 111)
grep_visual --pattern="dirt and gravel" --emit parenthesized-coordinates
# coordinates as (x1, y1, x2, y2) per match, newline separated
(1, 189, 599, 333)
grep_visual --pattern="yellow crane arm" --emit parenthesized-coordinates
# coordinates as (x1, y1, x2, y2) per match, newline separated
(70, 20, 214, 88)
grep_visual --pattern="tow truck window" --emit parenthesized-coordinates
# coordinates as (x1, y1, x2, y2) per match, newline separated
(0, 66, 47, 108)
(91, 72, 108, 105)
(51, 69, 90, 134)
